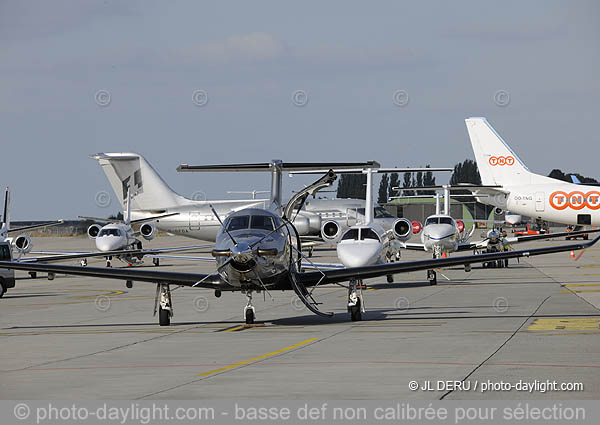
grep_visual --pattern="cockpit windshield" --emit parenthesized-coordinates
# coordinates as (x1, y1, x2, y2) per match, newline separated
(439, 217, 454, 225)
(425, 217, 439, 226)
(98, 228, 122, 237)
(226, 216, 249, 231)
(250, 215, 275, 231)
(360, 228, 380, 241)
(341, 228, 359, 241)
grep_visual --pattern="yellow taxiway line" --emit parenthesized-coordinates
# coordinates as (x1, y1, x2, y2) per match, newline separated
(196, 338, 318, 377)
(528, 318, 600, 331)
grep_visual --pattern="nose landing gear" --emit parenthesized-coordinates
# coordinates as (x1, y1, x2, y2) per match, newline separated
(154, 283, 173, 326)
(348, 279, 364, 321)
(244, 291, 255, 324)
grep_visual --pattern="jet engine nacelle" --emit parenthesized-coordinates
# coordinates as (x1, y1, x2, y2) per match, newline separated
(393, 218, 413, 242)
(140, 222, 157, 241)
(13, 234, 32, 254)
(456, 220, 465, 233)
(87, 224, 102, 239)
(411, 220, 422, 234)
(321, 220, 342, 241)
(292, 215, 310, 236)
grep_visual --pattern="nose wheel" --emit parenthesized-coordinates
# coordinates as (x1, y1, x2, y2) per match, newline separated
(348, 279, 364, 321)
(427, 269, 437, 285)
(244, 291, 255, 324)
(154, 283, 173, 326)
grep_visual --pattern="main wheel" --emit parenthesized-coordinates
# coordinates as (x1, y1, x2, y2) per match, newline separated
(504, 258, 509, 267)
(29, 272, 37, 279)
(153, 258, 160, 266)
(158, 306, 170, 326)
(245, 308, 255, 324)
(387, 274, 394, 283)
(0, 280, 6, 298)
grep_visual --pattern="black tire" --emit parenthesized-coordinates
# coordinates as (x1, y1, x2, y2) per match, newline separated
(387, 275, 393, 283)
(504, 259, 509, 268)
(350, 300, 362, 321)
(245, 309, 255, 325)
(158, 306, 170, 326)
(0, 280, 6, 298)
(153, 258, 160, 266)
(584, 235, 589, 240)
(29, 272, 37, 279)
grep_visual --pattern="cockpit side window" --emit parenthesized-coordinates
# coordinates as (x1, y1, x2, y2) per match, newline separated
(250, 215, 275, 231)
(341, 228, 359, 241)
(360, 228, 380, 241)
(98, 228, 121, 237)
(439, 217, 454, 225)
(226, 216, 249, 231)
(425, 217, 439, 226)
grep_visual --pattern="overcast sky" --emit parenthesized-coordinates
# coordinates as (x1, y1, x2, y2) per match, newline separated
(1, 0, 599, 219)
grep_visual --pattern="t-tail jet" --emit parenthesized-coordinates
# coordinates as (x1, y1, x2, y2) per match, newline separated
(465, 117, 600, 228)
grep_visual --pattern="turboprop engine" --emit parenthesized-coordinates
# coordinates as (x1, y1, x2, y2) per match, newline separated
(321, 220, 342, 241)
(140, 222, 157, 240)
(392, 218, 413, 242)
(87, 224, 102, 239)
(13, 235, 32, 254)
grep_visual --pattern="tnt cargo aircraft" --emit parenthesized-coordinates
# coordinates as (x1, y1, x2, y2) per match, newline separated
(465, 118, 600, 227)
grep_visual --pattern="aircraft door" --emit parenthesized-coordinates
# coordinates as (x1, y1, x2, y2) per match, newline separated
(535, 192, 545, 212)
(189, 212, 200, 230)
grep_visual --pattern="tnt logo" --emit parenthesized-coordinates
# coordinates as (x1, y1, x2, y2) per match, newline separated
(489, 156, 515, 166)
(549, 191, 600, 210)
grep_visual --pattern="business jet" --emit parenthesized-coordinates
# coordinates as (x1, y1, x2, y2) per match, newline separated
(92, 153, 441, 245)
(465, 117, 600, 227)
(3, 163, 597, 327)
(391, 185, 595, 284)
(0, 187, 63, 256)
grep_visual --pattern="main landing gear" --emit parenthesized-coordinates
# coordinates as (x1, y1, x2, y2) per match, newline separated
(244, 291, 255, 324)
(153, 258, 160, 267)
(105, 256, 112, 268)
(154, 283, 173, 326)
(427, 269, 437, 285)
(348, 279, 364, 321)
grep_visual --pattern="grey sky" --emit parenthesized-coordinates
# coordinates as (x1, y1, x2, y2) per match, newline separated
(1, 0, 599, 219)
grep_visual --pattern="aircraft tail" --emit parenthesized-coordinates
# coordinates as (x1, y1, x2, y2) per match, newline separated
(465, 118, 535, 186)
(92, 153, 193, 211)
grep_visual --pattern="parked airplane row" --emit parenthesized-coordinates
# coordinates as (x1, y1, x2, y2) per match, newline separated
(1, 117, 598, 325)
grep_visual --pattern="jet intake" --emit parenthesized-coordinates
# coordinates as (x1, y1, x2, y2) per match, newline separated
(321, 220, 341, 241)
(140, 222, 157, 240)
(13, 235, 32, 254)
(393, 218, 413, 242)
(87, 224, 102, 239)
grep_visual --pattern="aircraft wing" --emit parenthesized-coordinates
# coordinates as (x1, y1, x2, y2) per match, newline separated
(455, 228, 600, 251)
(7, 220, 64, 234)
(20, 244, 214, 263)
(0, 260, 224, 289)
(297, 235, 600, 286)
(503, 228, 600, 244)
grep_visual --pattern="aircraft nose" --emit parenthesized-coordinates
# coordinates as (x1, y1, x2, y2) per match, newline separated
(96, 236, 123, 252)
(337, 240, 382, 268)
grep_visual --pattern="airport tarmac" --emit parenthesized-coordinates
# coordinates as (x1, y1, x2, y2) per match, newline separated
(1, 235, 599, 400)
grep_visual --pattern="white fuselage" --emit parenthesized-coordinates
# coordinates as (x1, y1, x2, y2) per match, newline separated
(336, 224, 397, 268)
(95, 223, 138, 252)
(421, 215, 460, 255)
(476, 183, 600, 227)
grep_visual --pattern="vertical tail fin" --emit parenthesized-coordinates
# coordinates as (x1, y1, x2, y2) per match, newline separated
(92, 153, 193, 211)
(465, 117, 532, 186)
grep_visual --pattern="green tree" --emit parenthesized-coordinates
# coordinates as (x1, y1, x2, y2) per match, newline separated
(401, 172, 415, 196)
(422, 165, 436, 195)
(450, 159, 482, 186)
(377, 174, 389, 204)
(388, 172, 400, 200)
(548, 169, 598, 184)
(337, 174, 366, 199)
